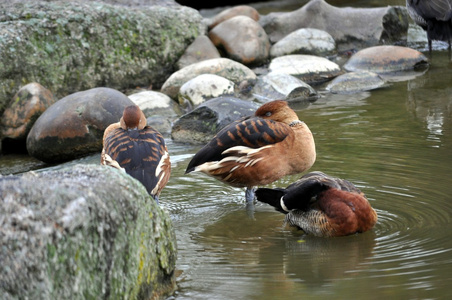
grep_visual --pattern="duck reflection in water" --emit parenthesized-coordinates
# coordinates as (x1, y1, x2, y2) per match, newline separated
(185, 100, 316, 204)
(255, 171, 377, 237)
(101, 105, 171, 203)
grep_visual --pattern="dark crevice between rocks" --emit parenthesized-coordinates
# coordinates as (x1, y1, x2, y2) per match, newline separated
(1, 138, 28, 154)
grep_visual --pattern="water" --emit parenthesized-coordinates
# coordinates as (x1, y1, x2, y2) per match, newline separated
(2, 0, 452, 299)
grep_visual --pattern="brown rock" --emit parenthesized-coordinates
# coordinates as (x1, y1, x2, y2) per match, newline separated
(176, 35, 221, 69)
(0, 83, 56, 141)
(26, 87, 134, 163)
(208, 5, 260, 30)
(209, 15, 270, 66)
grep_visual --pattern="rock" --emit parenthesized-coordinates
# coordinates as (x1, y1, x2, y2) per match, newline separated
(178, 74, 235, 109)
(0, 1, 204, 114)
(270, 28, 336, 58)
(128, 90, 182, 137)
(325, 71, 387, 94)
(176, 35, 221, 69)
(161, 58, 257, 99)
(27, 87, 134, 163)
(343, 45, 429, 73)
(269, 55, 342, 85)
(171, 96, 259, 144)
(207, 5, 260, 30)
(252, 72, 318, 103)
(208, 16, 271, 66)
(0, 83, 56, 142)
(260, 0, 409, 52)
(0, 164, 177, 299)
(407, 23, 428, 48)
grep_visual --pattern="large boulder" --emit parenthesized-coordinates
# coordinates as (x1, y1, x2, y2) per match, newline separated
(0, 1, 204, 115)
(0, 164, 177, 299)
(260, 0, 409, 52)
(27, 87, 134, 163)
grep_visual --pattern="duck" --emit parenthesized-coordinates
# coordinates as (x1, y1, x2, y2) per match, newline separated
(101, 105, 171, 203)
(185, 100, 316, 203)
(406, 0, 452, 55)
(255, 171, 378, 237)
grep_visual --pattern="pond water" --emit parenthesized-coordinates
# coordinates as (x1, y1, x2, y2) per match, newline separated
(2, 0, 452, 299)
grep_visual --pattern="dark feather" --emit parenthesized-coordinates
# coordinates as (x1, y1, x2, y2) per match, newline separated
(254, 188, 287, 213)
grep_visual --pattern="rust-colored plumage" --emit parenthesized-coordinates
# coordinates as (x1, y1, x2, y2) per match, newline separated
(255, 171, 378, 237)
(185, 100, 316, 202)
(101, 105, 171, 203)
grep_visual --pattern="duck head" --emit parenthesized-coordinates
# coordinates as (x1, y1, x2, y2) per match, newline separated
(120, 105, 147, 130)
(255, 100, 300, 125)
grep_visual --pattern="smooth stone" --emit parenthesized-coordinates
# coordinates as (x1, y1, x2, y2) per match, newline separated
(269, 55, 342, 84)
(208, 15, 271, 66)
(0, 83, 56, 141)
(270, 28, 336, 57)
(161, 58, 257, 100)
(176, 35, 221, 69)
(326, 71, 387, 94)
(252, 72, 318, 103)
(343, 45, 429, 73)
(171, 96, 259, 144)
(178, 74, 235, 108)
(26, 87, 134, 163)
(0, 164, 177, 299)
(208, 5, 260, 30)
(128, 90, 182, 117)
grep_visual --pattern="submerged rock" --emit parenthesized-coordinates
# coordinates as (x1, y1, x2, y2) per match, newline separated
(326, 71, 387, 94)
(0, 164, 177, 299)
(27, 87, 134, 163)
(171, 96, 258, 144)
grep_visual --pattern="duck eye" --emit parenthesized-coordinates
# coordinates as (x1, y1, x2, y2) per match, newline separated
(265, 111, 272, 117)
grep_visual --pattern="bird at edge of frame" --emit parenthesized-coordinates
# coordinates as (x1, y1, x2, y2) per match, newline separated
(406, 0, 452, 59)
(185, 100, 316, 209)
(101, 105, 171, 204)
(255, 171, 378, 237)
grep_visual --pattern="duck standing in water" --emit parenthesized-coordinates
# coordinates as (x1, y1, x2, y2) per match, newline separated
(101, 105, 171, 203)
(185, 100, 316, 203)
(255, 171, 378, 237)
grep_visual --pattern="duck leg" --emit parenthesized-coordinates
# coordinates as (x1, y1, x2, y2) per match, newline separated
(245, 187, 256, 203)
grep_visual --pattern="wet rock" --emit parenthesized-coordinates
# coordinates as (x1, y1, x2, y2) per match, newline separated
(252, 72, 318, 103)
(208, 16, 271, 66)
(326, 71, 387, 94)
(0, 164, 177, 299)
(269, 55, 342, 85)
(178, 74, 235, 109)
(407, 23, 428, 48)
(270, 28, 336, 58)
(343, 45, 429, 74)
(0, 83, 56, 143)
(161, 58, 257, 99)
(260, 0, 409, 52)
(27, 87, 134, 163)
(171, 96, 259, 144)
(0, 1, 203, 113)
(207, 5, 260, 30)
(176, 35, 221, 69)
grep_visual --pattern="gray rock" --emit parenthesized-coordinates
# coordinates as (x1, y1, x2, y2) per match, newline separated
(161, 58, 257, 100)
(269, 55, 342, 85)
(0, 1, 203, 115)
(128, 90, 182, 118)
(0, 82, 56, 142)
(326, 71, 387, 94)
(171, 96, 259, 144)
(0, 164, 177, 299)
(176, 35, 221, 69)
(26, 87, 134, 163)
(209, 15, 270, 66)
(260, 0, 409, 52)
(178, 74, 235, 109)
(270, 28, 336, 58)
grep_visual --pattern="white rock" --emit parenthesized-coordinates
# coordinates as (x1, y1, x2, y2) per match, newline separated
(178, 74, 235, 107)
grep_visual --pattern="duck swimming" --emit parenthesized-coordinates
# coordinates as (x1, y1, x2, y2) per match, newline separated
(101, 105, 171, 203)
(255, 171, 378, 237)
(185, 100, 316, 203)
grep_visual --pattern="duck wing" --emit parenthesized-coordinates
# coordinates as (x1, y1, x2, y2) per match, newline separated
(185, 116, 292, 173)
(103, 126, 170, 197)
